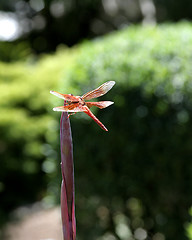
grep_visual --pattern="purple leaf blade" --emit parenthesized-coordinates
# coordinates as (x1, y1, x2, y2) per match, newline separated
(60, 111, 76, 240)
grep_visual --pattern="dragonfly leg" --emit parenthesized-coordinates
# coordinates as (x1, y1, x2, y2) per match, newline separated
(67, 113, 76, 118)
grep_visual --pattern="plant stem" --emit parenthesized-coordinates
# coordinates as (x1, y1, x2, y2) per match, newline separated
(60, 110, 76, 240)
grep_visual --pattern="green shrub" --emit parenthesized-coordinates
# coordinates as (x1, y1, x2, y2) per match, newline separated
(0, 48, 78, 225)
(0, 41, 31, 62)
(1, 22, 192, 240)
(62, 22, 192, 240)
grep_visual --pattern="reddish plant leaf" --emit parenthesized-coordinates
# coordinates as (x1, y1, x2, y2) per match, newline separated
(60, 110, 76, 240)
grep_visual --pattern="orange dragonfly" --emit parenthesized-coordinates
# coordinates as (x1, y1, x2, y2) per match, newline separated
(50, 81, 115, 131)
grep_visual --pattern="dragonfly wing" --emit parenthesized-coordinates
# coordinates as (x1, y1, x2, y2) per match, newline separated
(53, 104, 87, 112)
(50, 91, 80, 102)
(81, 81, 115, 100)
(83, 106, 108, 131)
(86, 101, 114, 109)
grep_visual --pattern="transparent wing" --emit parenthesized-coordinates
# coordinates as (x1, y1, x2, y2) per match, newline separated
(81, 81, 115, 100)
(50, 91, 79, 102)
(53, 104, 87, 112)
(86, 101, 114, 109)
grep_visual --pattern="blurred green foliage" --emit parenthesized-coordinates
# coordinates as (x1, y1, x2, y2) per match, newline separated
(0, 41, 31, 62)
(1, 22, 192, 240)
(0, 47, 78, 224)
(1, 0, 192, 53)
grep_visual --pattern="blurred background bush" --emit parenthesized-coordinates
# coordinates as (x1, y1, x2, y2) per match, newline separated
(1, 1, 192, 240)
